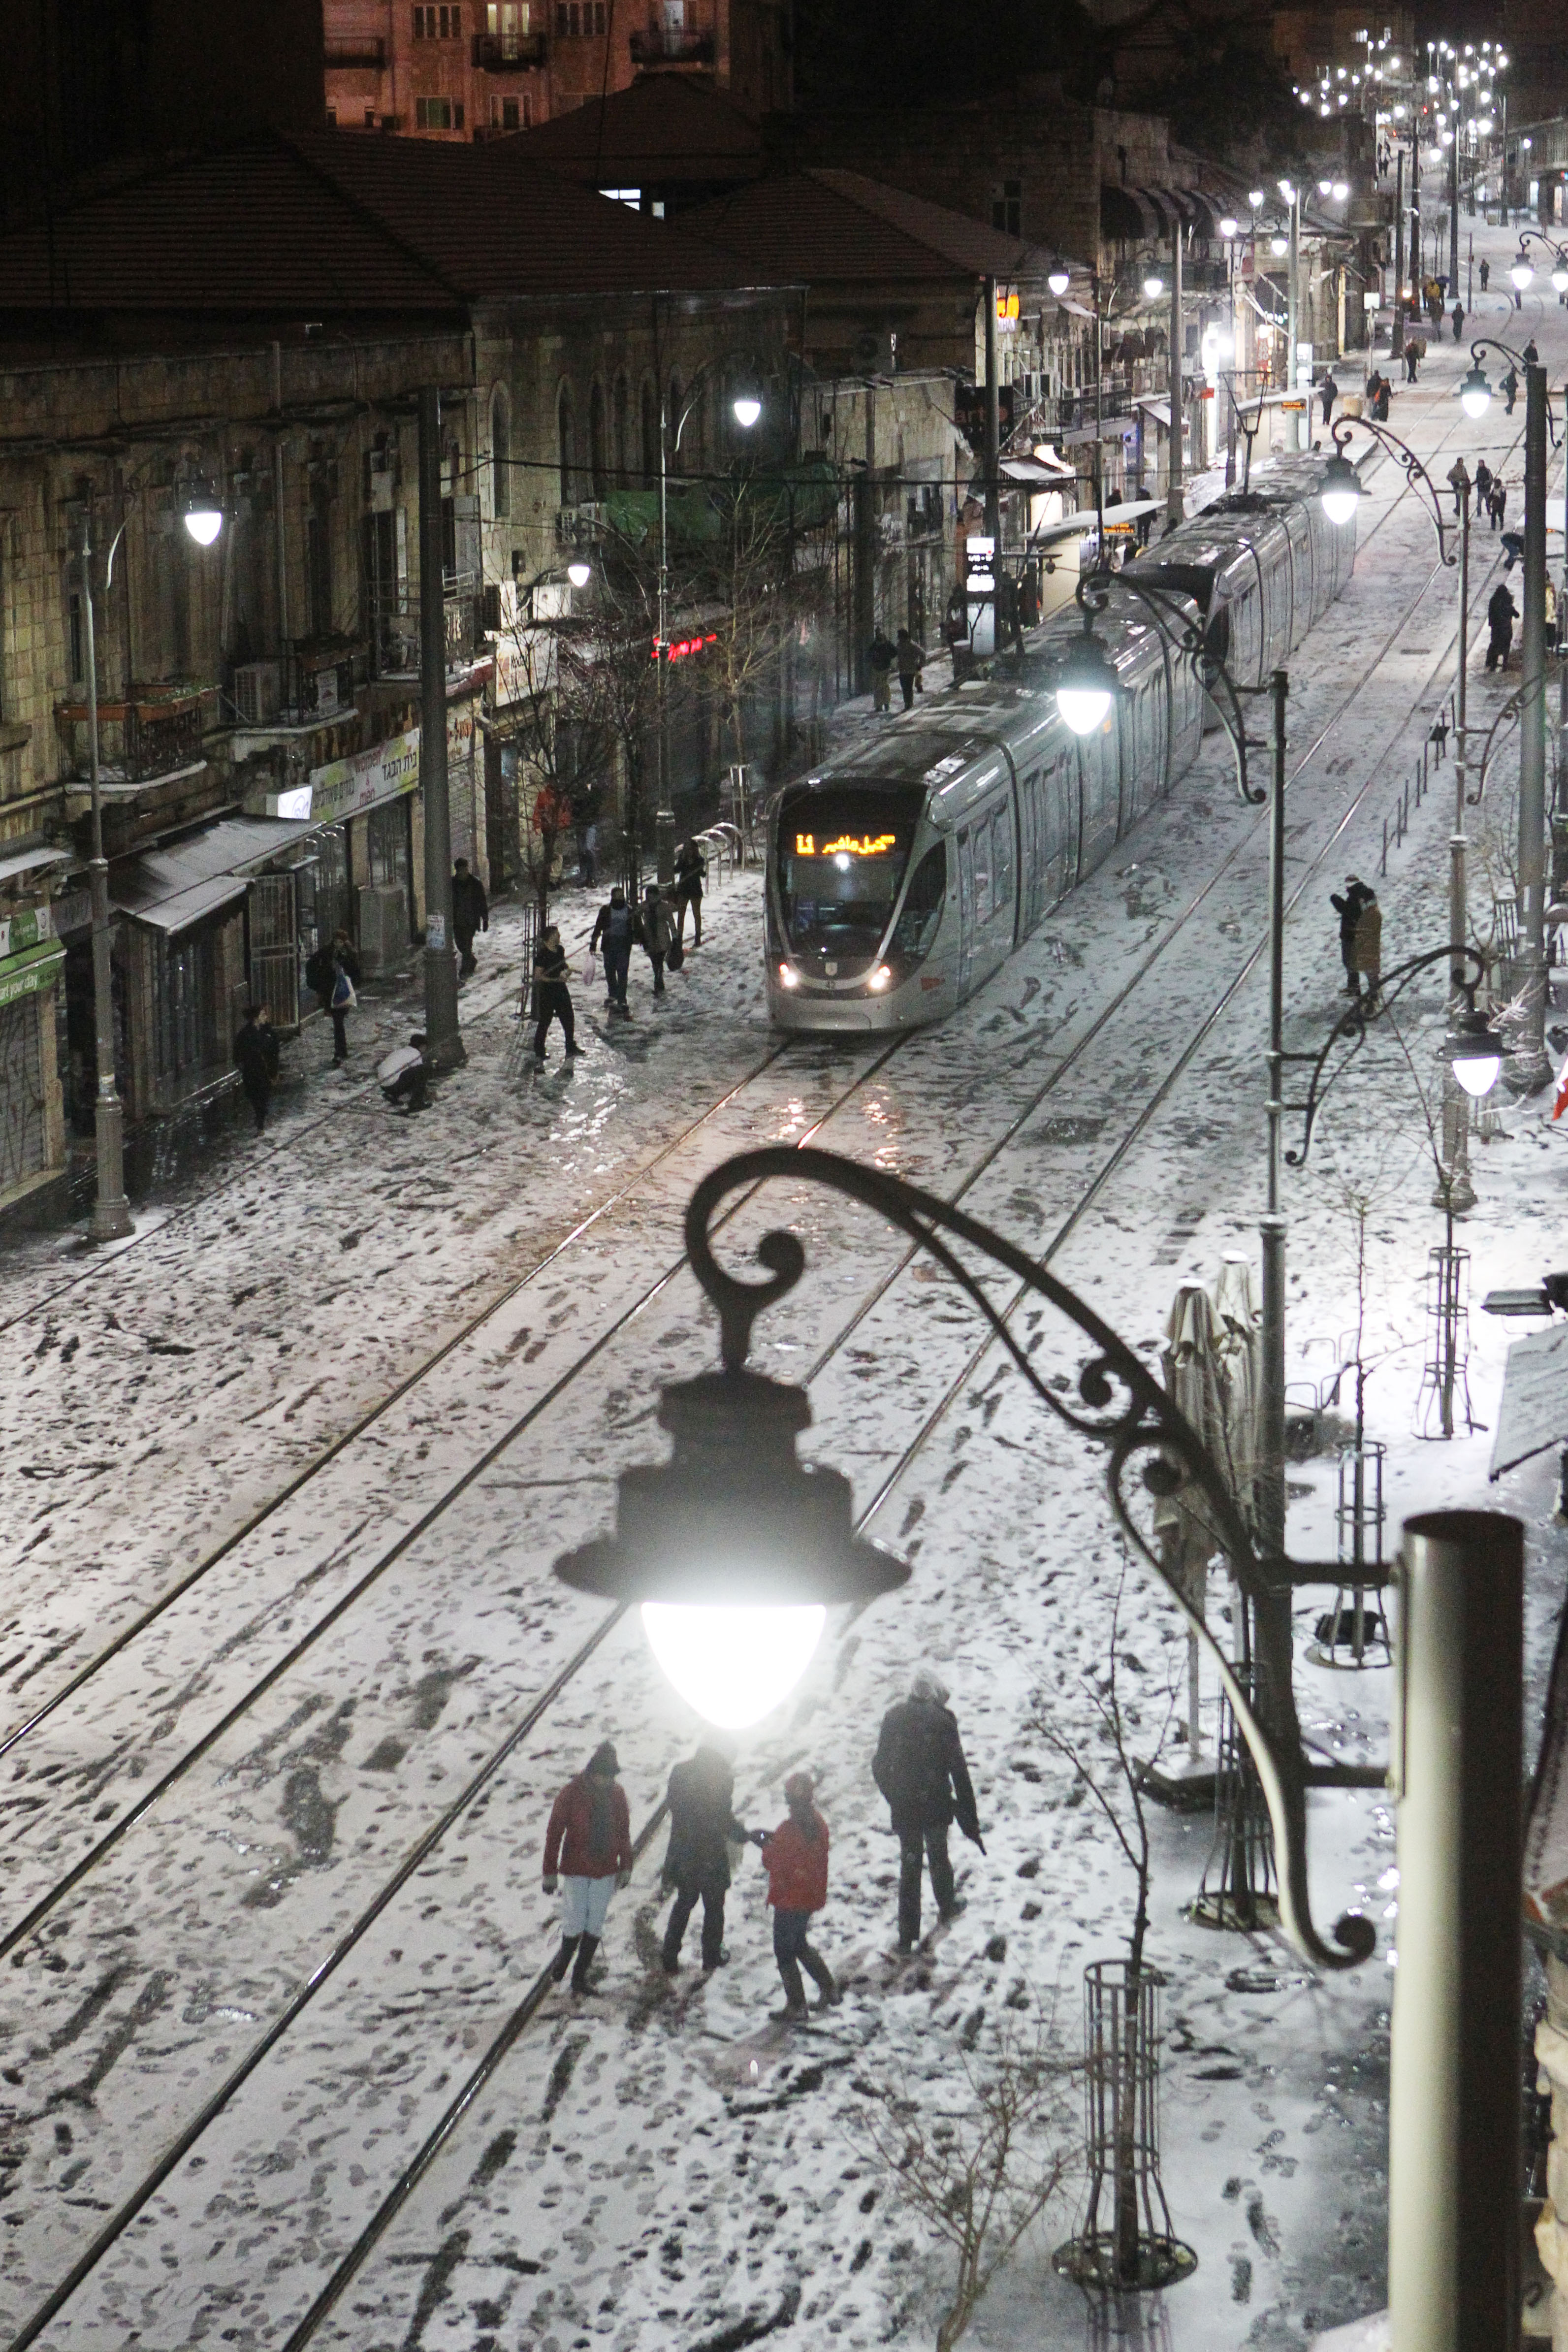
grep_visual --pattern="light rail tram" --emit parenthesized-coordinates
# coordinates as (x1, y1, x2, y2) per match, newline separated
(765, 462, 1354, 1032)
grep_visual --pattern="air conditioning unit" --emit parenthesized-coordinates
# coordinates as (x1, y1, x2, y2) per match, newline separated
(234, 660, 282, 726)
(482, 579, 522, 634)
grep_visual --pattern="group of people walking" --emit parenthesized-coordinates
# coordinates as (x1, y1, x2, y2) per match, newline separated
(867, 627, 927, 713)
(532, 838, 708, 1064)
(542, 1672, 983, 2019)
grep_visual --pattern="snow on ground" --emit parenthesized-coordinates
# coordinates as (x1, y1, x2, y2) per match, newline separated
(3, 207, 1568, 2352)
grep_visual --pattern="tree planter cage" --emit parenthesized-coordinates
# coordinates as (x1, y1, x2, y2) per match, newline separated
(1054, 1960, 1196, 2290)
(1188, 1683, 1279, 1933)
(1310, 1440, 1391, 1667)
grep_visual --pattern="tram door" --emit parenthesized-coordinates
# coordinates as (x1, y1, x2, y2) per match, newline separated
(956, 826, 976, 994)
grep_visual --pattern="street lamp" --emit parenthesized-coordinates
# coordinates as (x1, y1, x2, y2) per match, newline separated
(1142, 270, 1165, 298)
(1319, 449, 1362, 527)
(1047, 260, 1072, 297)
(1511, 245, 1534, 290)
(181, 483, 224, 546)
(1053, 624, 1119, 734)
(565, 556, 592, 589)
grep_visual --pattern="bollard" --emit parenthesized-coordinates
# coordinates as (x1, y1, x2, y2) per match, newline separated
(1388, 1510, 1522, 2352)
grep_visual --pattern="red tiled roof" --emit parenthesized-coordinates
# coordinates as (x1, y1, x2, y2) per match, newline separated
(504, 76, 765, 180)
(681, 168, 1045, 286)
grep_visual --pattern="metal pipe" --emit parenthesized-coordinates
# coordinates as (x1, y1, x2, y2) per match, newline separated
(1166, 225, 1184, 525)
(1255, 669, 1300, 1755)
(1393, 148, 1407, 360)
(271, 341, 288, 658)
(656, 360, 672, 893)
(1515, 361, 1551, 1089)
(1388, 1509, 1522, 2352)
(76, 502, 132, 1242)
(417, 384, 465, 1071)
(1286, 194, 1300, 453)
(1442, 478, 1477, 1210)
(1449, 121, 1460, 302)
(983, 275, 1000, 544)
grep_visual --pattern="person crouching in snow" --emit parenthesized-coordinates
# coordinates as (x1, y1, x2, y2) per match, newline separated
(543, 1740, 633, 1995)
(758, 1770, 838, 2020)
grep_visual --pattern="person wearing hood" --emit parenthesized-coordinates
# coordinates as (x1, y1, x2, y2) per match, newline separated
(660, 1742, 750, 1974)
(758, 1770, 838, 2020)
(543, 1740, 633, 1995)
(872, 1671, 984, 1952)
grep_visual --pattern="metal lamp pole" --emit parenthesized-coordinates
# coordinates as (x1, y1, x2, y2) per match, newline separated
(1517, 354, 1552, 1088)
(417, 383, 465, 1071)
(74, 504, 132, 1242)
(1166, 226, 1184, 525)
(1445, 474, 1477, 1209)
(1286, 188, 1301, 453)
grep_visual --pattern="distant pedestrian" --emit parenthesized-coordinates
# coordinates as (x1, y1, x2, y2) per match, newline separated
(1350, 889, 1382, 1010)
(1452, 301, 1465, 342)
(1430, 713, 1449, 762)
(1319, 371, 1338, 426)
(1486, 579, 1519, 671)
(1446, 457, 1470, 518)
(451, 858, 488, 978)
(868, 632, 896, 713)
(660, 1744, 750, 1974)
(1330, 874, 1376, 997)
(1479, 257, 1490, 291)
(1502, 528, 1524, 572)
(1490, 481, 1508, 532)
(673, 838, 706, 949)
(1547, 579, 1559, 652)
(233, 1005, 273, 1132)
(1525, 338, 1540, 366)
(532, 924, 582, 1063)
(640, 883, 674, 998)
(1504, 366, 1519, 415)
(579, 819, 598, 892)
(327, 954, 357, 1064)
(378, 1033, 431, 1113)
(590, 886, 635, 1015)
(543, 1740, 633, 1996)
(1371, 374, 1391, 421)
(873, 1670, 985, 1953)
(1403, 337, 1423, 384)
(758, 1771, 837, 2021)
(896, 627, 925, 711)
(1474, 458, 1493, 509)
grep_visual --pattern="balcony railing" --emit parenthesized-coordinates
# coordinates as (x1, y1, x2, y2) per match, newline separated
(472, 30, 547, 65)
(629, 27, 714, 62)
(370, 585, 481, 678)
(324, 34, 387, 66)
(56, 689, 205, 784)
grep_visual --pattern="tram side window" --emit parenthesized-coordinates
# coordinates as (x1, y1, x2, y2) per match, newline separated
(991, 805, 1014, 922)
(893, 842, 947, 957)
(972, 807, 993, 918)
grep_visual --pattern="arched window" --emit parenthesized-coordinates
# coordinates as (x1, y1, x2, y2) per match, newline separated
(589, 380, 608, 500)
(612, 373, 630, 489)
(490, 383, 511, 520)
(641, 376, 659, 487)
(557, 384, 576, 507)
(668, 373, 684, 473)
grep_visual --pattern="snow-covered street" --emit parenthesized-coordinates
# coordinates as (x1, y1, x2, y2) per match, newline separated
(5, 211, 1568, 2352)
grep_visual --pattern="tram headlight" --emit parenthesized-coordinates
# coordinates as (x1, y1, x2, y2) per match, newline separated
(778, 962, 800, 989)
(1320, 451, 1363, 528)
(1055, 628, 1118, 736)
(868, 965, 893, 992)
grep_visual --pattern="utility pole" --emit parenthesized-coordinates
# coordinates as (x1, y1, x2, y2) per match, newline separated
(982, 275, 1000, 544)
(1166, 225, 1184, 526)
(75, 504, 132, 1242)
(1514, 361, 1551, 1090)
(1392, 147, 1407, 360)
(417, 384, 465, 1072)
(1449, 125, 1460, 300)
(1256, 668, 1302, 1761)
(1440, 474, 1477, 1211)
(1285, 191, 1301, 454)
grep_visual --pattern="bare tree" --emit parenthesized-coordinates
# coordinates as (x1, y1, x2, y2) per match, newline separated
(704, 477, 833, 775)
(494, 620, 609, 926)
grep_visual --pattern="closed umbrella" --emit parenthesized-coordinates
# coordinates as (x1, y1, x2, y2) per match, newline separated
(1210, 1252, 1260, 1529)
(1156, 1282, 1223, 1764)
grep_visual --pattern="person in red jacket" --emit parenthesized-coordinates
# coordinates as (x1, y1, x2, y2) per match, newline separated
(543, 1740, 633, 1995)
(758, 1770, 838, 2020)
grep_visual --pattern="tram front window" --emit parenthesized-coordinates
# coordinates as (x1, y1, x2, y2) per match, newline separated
(777, 788, 917, 965)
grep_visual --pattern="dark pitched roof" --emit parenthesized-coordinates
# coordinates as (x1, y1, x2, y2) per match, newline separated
(503, 76, 765, 182)
(0, 129, 785, 323)
(681, 168, 1044, 287)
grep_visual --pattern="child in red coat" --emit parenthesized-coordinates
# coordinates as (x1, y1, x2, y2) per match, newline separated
(758, 1770, 838, 2019)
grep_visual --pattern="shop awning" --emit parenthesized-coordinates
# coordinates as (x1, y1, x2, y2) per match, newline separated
(128, 876, 250, 935)
(112, 815, 314, 924)
(0, 846, 70, 885)
(999, 454, 1077, 485)
(1490, 1322, 1568, 1479)
(1137, 396, 1173, 428)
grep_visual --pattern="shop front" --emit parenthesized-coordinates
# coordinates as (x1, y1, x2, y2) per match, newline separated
(0, 899, 67, 1224)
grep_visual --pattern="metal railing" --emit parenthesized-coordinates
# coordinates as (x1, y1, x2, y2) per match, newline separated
(324, 34, 386, 64)
(629, 26, 713, 60)
(472, 30, 546, 64)
(56, 690, 205, 783)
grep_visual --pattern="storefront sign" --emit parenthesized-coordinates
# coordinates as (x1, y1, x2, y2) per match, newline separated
(0, 904, 54, 959)
(291, 705, 479, 827)
(0, 938, 64, 1010)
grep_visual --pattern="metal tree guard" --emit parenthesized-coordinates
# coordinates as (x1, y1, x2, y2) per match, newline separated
(1055, 1961, 1196, 2290)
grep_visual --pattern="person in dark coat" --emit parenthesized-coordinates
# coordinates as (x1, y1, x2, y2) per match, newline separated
(1486, 579, 1519, 672)
(758, 1771, 837, 2020)
(451, 858, 489, 978)
(306, 929, 361, 1063)
(590, 886, 635, 1014)
(1525, 338, 1540, 366)
(1371, 374, 1392, 421)
(673, 838, 706, 948)
(544, 1740, 633, 1995)
(895, 627, 925, 710)
(1451, 301, 1465, 343)
(1490, 480, 1508, 532)
(641, 883, 674, 997)
(532, 924, 582, 1063)
(872, 1671, 984, 1952)
(233, 1005, 273, 1131)
(1474, 457, 1493, 509)
(660, 1744, 750, 1973)
(1479, 257, 1490, 291)
(1504, 366, 1519, 415)
(1318, 372, 1338, 426)
(868, 632, 896, 713)
(1330, 874, 1376, 996)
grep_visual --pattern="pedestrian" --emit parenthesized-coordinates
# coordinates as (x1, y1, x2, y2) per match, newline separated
(640, 882, 673, 998)
(872, 1670, 985, 1953)
(532, 923, 583, 1063)
(868, 632, 896, 713)
(1504, 366, 1519, 415)
(659, 1743, 750, 1974)
(543, 1740, 633, 1996)
(579, 818, 598, 892)
(1446, 456, 1470, 518)
(451, 857, 488, 979)
(1403, 337, 1421, 385)
(1486, 578, 1519, 671)
(1479, 257, 1490, 291)
(378, 1032, 431, 1112)
(1350, 887, 1382, 1011)
(1491, 481, 1508, 533)
(1502, 528, 1524, 572)
(590, 885, 635, 1015)
(1430, 713, 1449, 762)
(1452, 301, 1465, 342)
(233, 1004, 273, 1132)
(1525, 338, 1540, 367)
(1547, 578, 1560, 654)
(758, 1770, 838, 2021)
(1474, 457, 1494, 509)
(1330, 874, 1376, 997)
(895, 626, 925, 712)
(1372, 374, 1391, 421)
(673, 837, 706, 949)
(1319, 371, 1338, 426)
(327, 950, 357, 1064)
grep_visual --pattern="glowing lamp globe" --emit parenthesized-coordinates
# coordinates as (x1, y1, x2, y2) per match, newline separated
(1511, 256, 1534, 290)
(1441, 1000, 1507, 1097)
(1320, 451, 1362, 528)
(1248, 189, 1265, 207)
(1332, 181, 1350, 199)
(1553, 266, 1568, 295)
(1055, 630, 1118, 736)
(1218, 216, 1239, 240)
(552, 1366, 908, 1732)
(182, 487, 224, 546)
(1460, 362, 1493, 419)
(1271, 234, 1289, 256)
(1048, 264, 1072, 296)
(732, 394, 762, 430)
(566, 557, 592, 588)
(1143, 272, 1165, 298)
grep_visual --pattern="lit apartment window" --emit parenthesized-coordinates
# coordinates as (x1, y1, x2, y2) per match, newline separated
(413, 3, 461, 32)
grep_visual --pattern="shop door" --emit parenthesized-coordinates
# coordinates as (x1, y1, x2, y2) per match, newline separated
(249, 872, 300, 1031)
(0, 995, 48, 1191)
(956, 825, 975, 994)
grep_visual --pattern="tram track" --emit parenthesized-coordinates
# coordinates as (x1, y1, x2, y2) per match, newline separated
(0, 400, 1540, 2348)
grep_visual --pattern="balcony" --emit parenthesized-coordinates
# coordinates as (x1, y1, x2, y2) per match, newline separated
(324, 34, 387, 66)
(56, 688, 205, 786)
(472, 29, 547, 65)
(629, 26, 714, 63)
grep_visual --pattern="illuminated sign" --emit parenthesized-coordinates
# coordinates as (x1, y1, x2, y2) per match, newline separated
(651, 632, 720, 664)
(794, 832, 899, 857)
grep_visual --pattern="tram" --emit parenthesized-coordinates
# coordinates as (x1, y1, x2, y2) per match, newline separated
(765, 464, 1355, 1034)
